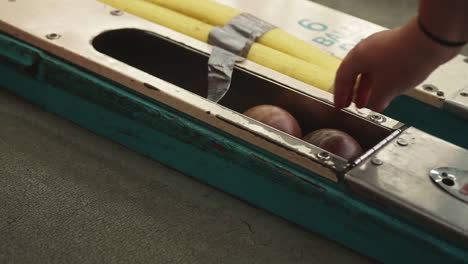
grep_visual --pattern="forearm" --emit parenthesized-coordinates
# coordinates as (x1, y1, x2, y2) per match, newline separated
(419, 0, 468, 43)
(398, 0, 468, 68)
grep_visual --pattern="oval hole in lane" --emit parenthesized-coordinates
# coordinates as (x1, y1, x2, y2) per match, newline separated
(92, 28, 393, 152)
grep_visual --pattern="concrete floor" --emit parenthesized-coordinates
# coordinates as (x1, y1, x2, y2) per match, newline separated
(1, 1, 467, 263)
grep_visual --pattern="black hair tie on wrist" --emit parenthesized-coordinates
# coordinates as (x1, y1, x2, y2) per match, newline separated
(418, 18, 467, 47)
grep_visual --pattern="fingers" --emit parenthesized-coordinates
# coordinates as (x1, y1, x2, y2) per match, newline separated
(367, 87, 395, 112)
(333, 49, 365, 109)
(354, 74, 372, 108)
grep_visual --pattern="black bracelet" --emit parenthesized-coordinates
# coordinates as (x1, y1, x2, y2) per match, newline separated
(418, 18, 467, 47)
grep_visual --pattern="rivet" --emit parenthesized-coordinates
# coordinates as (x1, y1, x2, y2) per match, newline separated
(369, 113, 385, 123)
(397, 138, 408, 146)
(110, 10, 124, 16)
(317, 151, 330, 161)
(422, 84, 438, 92)
(436, 91, 444, 97)
(371, 158, 383, 166)
(46, 33, 61, 40)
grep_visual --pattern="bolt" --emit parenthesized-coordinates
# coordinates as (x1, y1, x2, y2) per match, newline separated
(397, 138, 408, 146)
(46, 33, 61, 40)
(422, 84, 437, 92)
(436, 91, 444, 97)
(371, 158, 383, 166)
(369, 113, 385, 123)
(110, 10, 124, 16)
(317, 151, 330, 161)
(460, 92, 468, 97)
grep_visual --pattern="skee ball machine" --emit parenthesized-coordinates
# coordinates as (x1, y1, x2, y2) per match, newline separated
(1, 0, 467, 263)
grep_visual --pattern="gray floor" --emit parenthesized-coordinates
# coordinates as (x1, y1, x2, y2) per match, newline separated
(0, 89, 375, 264)
(1, 1, 466, 263)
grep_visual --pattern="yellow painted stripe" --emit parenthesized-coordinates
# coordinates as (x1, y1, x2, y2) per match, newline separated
(145, 0, 341, 71)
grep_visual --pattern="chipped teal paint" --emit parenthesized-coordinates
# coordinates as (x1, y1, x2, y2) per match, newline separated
(1, 32, 467, 263)
(0, 34, 39, 67)
(384, 95, 468, 149)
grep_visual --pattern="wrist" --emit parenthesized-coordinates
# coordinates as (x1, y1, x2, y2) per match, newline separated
(418, 0, 468, 44)
(402, 17, 462, 66)
(418, 17, 467, 47)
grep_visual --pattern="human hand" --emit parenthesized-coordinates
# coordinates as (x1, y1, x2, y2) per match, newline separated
(333, 17, 461, 112)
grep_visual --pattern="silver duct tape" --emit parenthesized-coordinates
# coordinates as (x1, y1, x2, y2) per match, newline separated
(207, 47, 244, 102)
(207, 13, 276, 103)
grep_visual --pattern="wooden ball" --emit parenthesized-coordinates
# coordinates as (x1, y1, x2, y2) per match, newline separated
(303, 129, 363, 160)
(243, 105, 302, 138)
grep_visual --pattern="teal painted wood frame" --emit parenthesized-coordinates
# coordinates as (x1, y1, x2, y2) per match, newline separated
(384, 96, 468, 149)
(1, 32, 467, 264)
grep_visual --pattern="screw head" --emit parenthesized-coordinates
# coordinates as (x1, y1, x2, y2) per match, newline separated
(460, 92, 468, 97)
(317, 151, 330, 161)
(397, 138, 408, 146)
(369, 113, 385, 123)
(371, 158, 383, 166)
(46, 33, 61, 40)
(110, 10, 124, 16)
(436, 91, 444, 97)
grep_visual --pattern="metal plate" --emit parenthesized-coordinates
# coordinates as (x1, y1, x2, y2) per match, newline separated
(444, 84, 468, 121)
(346, 127, 468, 244)
(1, 0, 388, 181)
(0, 0, 404, 128)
